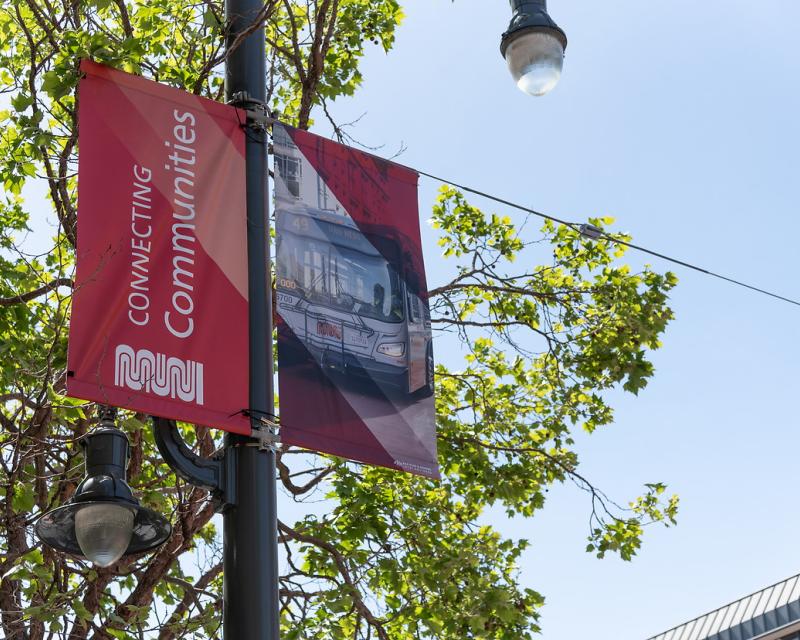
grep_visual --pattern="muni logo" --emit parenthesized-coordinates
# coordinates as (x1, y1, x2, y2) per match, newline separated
(114, 344, 204, 405)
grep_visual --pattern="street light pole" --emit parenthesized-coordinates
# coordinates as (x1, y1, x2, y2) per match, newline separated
(223, 0, 279, 638)
(36, 2, 281, 635)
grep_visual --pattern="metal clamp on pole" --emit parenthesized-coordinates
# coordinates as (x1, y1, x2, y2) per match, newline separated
(228, 91, 276, 130)
(227, 90, 263, 109)
(251, 416, 280, 451)
(244, 109, 277, 128)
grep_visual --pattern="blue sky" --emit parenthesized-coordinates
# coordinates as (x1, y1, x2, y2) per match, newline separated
(315, 1, 800, 638)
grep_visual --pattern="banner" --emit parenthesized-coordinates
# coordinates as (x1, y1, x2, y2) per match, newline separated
(67, 60, 250, 434)
(274, 124, 438, 478)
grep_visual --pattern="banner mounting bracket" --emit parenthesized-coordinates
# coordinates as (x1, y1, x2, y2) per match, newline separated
(251, 416, 280, 451)
(227, 91, 277, 128)
(244, 109, 277, 128)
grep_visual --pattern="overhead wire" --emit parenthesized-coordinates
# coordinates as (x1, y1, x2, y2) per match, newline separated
(267, 120, 799, 308)
(412, 168, 800, 309)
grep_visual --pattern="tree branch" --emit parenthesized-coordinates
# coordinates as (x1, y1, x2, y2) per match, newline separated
(0, 278, 73, 306)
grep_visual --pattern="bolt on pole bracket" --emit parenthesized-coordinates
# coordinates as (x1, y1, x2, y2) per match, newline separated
(250, 416, 280, 451)
(227, 91, 277, 130)
(227, 90, 263, 108)
(244, 109, 278, 128)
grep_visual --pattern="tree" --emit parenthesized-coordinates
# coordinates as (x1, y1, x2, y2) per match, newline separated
(0, 1, 679, 638)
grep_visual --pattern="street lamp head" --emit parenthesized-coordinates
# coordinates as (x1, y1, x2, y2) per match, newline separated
(500, 0, 567, 97)
(35, 408, 172, 567)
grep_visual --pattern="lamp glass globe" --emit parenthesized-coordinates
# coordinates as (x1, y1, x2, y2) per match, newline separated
(74, 503, 135, 567)
(505, 30, 564, 96)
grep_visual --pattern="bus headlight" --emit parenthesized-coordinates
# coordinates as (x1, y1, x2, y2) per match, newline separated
(377, 343, 405, 358)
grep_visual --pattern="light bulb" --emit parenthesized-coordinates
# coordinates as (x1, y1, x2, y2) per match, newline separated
(74, 503, 135, 567)
(504, 30, 564, 96)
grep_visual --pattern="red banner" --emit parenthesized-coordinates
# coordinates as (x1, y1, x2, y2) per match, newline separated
(274, 124, 439, 478)
(67, 61, 250, 434)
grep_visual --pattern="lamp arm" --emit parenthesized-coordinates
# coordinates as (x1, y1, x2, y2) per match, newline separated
(152, 417, 236, 509)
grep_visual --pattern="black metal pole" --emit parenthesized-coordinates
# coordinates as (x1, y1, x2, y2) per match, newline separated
(223, 0, 279, 638)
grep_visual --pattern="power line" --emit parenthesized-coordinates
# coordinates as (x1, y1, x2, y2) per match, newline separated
(414, 168, 800, 309)
(269, 122, 798, 308)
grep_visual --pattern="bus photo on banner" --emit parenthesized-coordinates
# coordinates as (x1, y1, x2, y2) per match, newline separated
(273, 123, 439, 479)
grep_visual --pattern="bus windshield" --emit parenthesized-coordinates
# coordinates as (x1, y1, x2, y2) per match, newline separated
(277, 229, 404, 323)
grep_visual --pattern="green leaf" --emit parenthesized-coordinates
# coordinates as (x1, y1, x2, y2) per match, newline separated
(11, 93, 32, 112)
